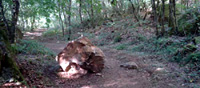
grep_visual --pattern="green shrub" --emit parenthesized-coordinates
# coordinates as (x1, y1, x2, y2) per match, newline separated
(177, 7, 200, 36)
(137, 34, 146, 41)
(173, 44, 197, 63)
(15, 40, 55, 56)
(114, 35, 122, 43)
(42, 29, 61, 37)
(115, 44, 127, 50)
(185, 52, 200, 65)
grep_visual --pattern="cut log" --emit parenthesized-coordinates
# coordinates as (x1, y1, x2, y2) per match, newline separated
(56, 36, 105, 78)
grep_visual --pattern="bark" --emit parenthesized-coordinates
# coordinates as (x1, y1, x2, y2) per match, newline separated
(142, 3, 147, 20)
(79, 0, 83, 23)
(0, 29, 24, 82)
(0, 0, 9, 33)
(161, 0, 165, 36)
(90, 0, 94, 28)
(63, 6, 68, 30)
(30, 16, 35, 31)
(21, 15, 25, 31)
(152, 0, 158, 36)
(128, 0, 139, 22)
(173, 0, 178, 33)
(68, 0, 72, 40)
(102, 1, 108, 18)
(10, 0, 20, 43)
(169, 0, 177, 35)
(58, 0, 64, 36)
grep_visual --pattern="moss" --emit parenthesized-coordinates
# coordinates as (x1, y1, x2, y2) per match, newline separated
(0, 29, 25, 82)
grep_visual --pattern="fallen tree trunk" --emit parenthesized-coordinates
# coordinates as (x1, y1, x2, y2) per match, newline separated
(56, 36, 105, 78)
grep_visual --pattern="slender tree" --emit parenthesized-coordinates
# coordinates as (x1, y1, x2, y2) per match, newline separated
(68, 0, 72, 40)
(169, 0, 177, 35)
(79, 0, 83, 23)
(90, 0, 94, 28)
(161, 0, 165, 36)
(128, 0, 139, 22)
(152, 0, 158, 36)
(58, 0, 65, 36)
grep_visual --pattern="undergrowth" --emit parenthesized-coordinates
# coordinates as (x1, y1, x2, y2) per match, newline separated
(14, 39, 55, 56)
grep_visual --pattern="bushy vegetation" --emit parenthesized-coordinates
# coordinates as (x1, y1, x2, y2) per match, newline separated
(115, 44, 127, 50)
(177, 7, 200, 36)
(42, 29, 62, 37)
(14, 40, 55, 56)
(114, 35, 122, 43)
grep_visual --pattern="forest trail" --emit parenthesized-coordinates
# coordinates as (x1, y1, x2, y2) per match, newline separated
(42, 40, 153, 88)
(22, 31, 184, 88)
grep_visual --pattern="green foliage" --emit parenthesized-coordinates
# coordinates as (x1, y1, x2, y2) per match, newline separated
(185, 52, 200, 65)
(177, 7, 200, 36)
(114, 35, 122, 43)
(173, 44, 197, 63)
(194, 36, 200, 44)
(137, 34, 146, 41)
(42, 29, 61, 37)
(131, 37, 189, 56)
(15, 40, 55, 56)
(96, 32, 111, 46)
(115, 44, 127, 50)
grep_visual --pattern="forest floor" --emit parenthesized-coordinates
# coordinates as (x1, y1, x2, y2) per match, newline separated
(9, 15, 199, 88)
(16, 30, 189, 88)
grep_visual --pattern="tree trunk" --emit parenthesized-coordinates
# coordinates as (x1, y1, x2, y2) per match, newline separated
(161, 0, 165, 36)
(30, 16, 35, 31)
(169, 0, 177, 35)
(152, 0, 158, 36)
(0, 27, 25, 82)
(10, 0, 20, 43)
(128, 0, 139, 22)
(173, 0, 178, 33)
(58, 0, 64, 37)
(0, 0, 9, 35)
(90, 0, 94, 28)
(22, 15, 25, 31)
(102, 1, 108, 18)
(68, 0, 72, 40)
(79, 0, 83, 23)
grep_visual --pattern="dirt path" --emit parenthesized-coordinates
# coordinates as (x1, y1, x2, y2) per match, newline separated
(42, 41, 153, 88)
(20, 31, 187, 88)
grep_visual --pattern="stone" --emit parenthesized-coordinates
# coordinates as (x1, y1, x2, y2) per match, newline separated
(56, 36, 105, 78)
(120, 62, 138, 69)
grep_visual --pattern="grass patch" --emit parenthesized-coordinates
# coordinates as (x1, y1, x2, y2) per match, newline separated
(42, 29, 61, 37)
(14, 39, 55, 56)
(115, 44, 127, 50)
(114, 35, 122, 43)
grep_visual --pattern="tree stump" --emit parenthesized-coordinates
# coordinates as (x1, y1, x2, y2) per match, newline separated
(56, 36, 105, 78)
